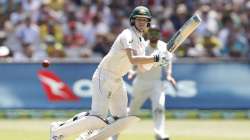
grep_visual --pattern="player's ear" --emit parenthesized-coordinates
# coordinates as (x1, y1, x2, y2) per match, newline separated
(130, 19, 135, 26)
(147, 22, 150, 27)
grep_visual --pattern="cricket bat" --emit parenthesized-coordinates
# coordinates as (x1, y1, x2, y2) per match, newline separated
(142, 13, 201, 71)
(167, 13, 202, 52)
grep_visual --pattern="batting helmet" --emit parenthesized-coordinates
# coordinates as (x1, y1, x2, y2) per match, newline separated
(129, 6, 152, 26)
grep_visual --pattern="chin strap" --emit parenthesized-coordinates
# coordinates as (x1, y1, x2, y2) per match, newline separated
(134, 26, 141, 32)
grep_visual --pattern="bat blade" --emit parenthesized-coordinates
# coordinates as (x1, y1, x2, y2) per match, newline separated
(168, 14, 202, 53)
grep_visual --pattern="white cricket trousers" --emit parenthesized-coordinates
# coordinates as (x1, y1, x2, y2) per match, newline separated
(90, 68, 128, 119)
(129, 78, 167, 137)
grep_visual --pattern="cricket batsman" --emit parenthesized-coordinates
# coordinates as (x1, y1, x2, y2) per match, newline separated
(50, 6, 173, 140)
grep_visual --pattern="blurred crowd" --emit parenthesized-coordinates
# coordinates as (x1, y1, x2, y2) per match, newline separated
(0, 0, 249, 61)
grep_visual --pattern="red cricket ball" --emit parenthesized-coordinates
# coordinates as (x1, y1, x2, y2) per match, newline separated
(42, 59, 50, 68)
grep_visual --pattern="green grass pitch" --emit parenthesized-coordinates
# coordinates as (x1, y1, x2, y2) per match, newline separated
(1, 119, 250, 140)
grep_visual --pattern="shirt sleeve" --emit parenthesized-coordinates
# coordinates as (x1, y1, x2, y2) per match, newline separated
(120, 29, 133, 49)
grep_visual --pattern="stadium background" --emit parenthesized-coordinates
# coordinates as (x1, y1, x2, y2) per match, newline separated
(0, 0, 250, 140)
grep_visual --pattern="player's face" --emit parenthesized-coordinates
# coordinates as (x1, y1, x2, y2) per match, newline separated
(148, 29, 160, 43)
(134, 17, 149, 32)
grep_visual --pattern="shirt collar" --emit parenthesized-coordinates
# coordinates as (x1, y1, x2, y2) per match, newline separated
(131, 26, 143, 36)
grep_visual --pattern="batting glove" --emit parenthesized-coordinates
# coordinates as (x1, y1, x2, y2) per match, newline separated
(154, 51, 173, 67)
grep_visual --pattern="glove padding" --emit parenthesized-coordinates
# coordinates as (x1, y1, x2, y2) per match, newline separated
(154, 51, 173, 67)
(143, 50, 173, 70)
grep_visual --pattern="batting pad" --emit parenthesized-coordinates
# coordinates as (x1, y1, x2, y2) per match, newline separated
(52, 116, 107, 137)
(86, 116, 140, 140)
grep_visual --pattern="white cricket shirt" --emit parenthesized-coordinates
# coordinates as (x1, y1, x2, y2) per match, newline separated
(98, 27, 146, 77)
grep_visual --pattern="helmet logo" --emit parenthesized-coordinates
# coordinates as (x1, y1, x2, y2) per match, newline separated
(139, 9, 146, 14)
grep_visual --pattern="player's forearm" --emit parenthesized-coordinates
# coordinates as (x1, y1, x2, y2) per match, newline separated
(130, 55, 155, 64)
(126, 48, 156, 64)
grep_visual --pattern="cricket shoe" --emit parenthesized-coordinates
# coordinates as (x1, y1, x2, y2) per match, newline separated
(50, 121, 64, 140)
